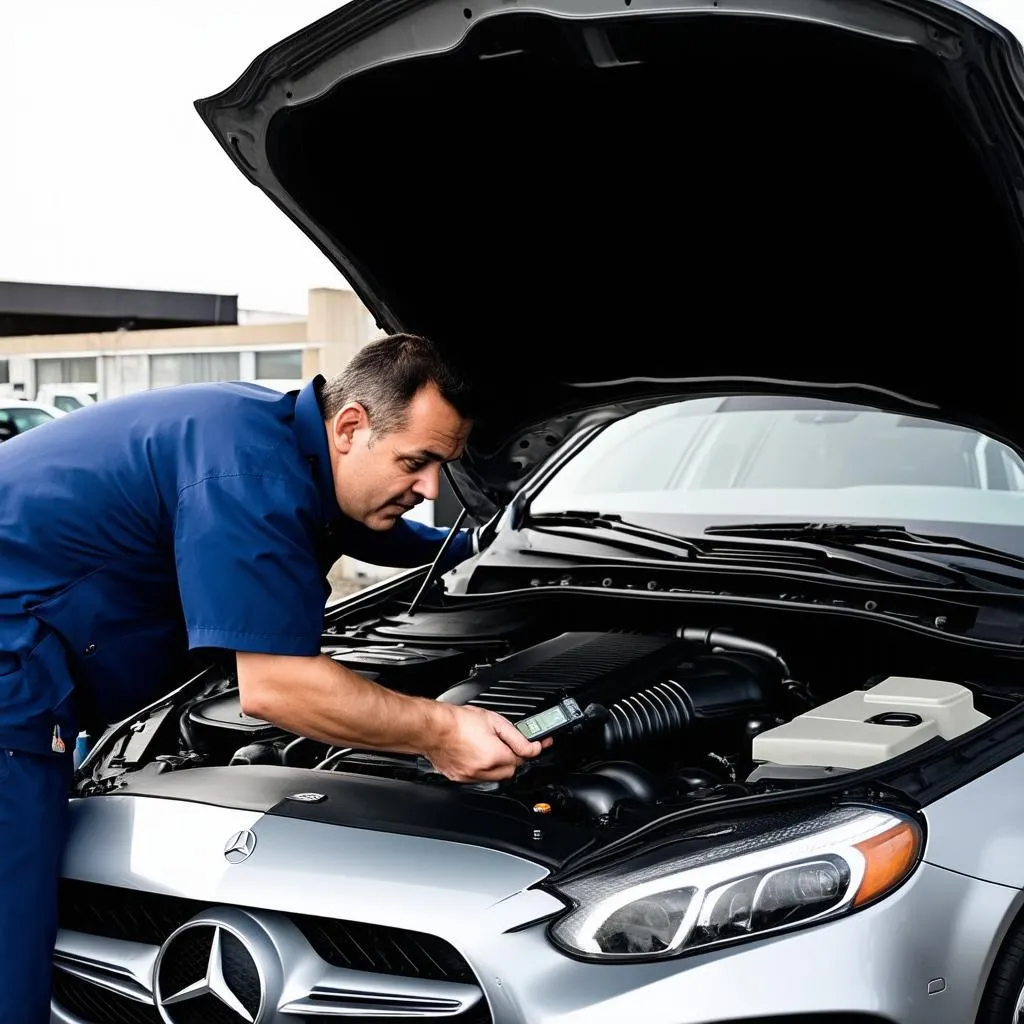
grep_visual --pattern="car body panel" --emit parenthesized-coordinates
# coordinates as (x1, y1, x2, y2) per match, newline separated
(55, 792, 1024, 1024)
(458, 864, 1020, 1024)
(922, 753, 1024, 889)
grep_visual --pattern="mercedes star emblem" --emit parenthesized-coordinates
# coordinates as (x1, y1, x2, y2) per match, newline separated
(224, 829, 257, 864)
(155, 922, 265, 1024)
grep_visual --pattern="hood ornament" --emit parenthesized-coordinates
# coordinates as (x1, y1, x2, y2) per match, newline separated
(223, 829, 257, 864)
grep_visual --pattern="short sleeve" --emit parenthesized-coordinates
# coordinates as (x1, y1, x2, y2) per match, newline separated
(174, 473, 326, 656)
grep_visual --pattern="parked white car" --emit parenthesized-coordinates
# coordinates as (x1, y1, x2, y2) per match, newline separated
(35, 386, 97, 414)
(0, 400, 64, 442)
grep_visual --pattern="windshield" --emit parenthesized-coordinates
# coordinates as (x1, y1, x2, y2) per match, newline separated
(530, 396, 1024, 529)
(0, 406, 54, 435)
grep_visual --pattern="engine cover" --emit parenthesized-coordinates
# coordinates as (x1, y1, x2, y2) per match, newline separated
(438, 631, 782, 759)
(437, 632, 688, 719)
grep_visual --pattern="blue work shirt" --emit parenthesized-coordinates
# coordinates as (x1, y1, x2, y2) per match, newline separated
(0, 376, 471, 755)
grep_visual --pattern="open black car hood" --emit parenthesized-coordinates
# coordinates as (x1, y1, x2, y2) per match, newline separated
(196, 0, 1024, 520)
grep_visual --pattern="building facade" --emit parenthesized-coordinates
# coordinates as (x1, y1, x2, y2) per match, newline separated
(0, 285, 378, 404)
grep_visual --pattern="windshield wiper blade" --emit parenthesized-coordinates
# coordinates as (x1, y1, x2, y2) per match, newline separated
(527, 512, 964, 587)
(704, 521, 1024, 577)
(526, 510, 701, 557)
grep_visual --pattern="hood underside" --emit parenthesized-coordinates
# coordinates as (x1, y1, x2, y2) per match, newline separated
(196, 0, 1024, 515)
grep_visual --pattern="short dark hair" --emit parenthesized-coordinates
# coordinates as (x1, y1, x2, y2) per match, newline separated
(320, 332, 474, 438)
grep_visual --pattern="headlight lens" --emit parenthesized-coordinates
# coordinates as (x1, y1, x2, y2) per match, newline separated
(548, 806, 921, 961)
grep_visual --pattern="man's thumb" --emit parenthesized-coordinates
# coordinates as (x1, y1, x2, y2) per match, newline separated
(494, 715, 543, 758)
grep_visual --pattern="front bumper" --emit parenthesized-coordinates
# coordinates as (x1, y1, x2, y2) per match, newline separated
(54, 793, 1021, 1024)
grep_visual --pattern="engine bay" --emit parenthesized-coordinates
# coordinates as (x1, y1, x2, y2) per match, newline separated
(76, 592, 1014, 842)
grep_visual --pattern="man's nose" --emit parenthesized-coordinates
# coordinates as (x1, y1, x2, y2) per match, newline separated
(413, 465, 440, 501)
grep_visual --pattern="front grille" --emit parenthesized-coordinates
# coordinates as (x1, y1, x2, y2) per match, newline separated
(52, 972, 159, 1024)
(59, 880, 476, 983)
(294, 915, 474, 983)
(60, 880, 184, 947)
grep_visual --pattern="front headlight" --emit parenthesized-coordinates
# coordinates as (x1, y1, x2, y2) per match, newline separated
(547, 805, 921, 961)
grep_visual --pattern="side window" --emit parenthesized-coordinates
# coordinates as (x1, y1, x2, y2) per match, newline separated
(998, 447, 1024, 491)
(254, 350, 302, 380)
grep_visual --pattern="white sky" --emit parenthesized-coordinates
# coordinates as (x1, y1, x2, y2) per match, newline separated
(8, 0, 1021, 321)
(0, 1, 350, 315)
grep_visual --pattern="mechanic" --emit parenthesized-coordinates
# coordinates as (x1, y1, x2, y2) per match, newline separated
(0, 332, 548, 1024)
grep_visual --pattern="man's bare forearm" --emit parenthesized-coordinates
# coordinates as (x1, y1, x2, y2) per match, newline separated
(236, 651, 455, 754)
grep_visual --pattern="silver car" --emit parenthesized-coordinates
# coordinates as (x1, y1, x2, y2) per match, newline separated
(54, 1, 1024, 1022)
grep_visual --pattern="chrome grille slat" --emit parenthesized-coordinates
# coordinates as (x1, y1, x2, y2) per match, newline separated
(53, 931, 159, 1004)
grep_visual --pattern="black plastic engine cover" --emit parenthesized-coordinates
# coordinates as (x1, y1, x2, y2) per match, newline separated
(437, 631, 781, 757)
(437, 632, 690, 722)
(322, 644, 472, 695)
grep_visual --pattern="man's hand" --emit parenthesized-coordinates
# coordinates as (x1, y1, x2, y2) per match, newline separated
(422, 704, 552, 782)
(236, 651, 550, 783)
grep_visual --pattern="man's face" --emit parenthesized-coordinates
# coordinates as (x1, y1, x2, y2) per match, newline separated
(328, 382, 472, 530)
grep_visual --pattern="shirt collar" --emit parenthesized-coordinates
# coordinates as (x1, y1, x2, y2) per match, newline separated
(293, 375, 342, 523)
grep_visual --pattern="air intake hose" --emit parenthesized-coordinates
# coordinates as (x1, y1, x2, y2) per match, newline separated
(600, 650, 777, 755)
(602, 678, 695, 751)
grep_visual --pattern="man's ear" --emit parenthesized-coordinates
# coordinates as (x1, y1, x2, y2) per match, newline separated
(330, 403, 368, 454)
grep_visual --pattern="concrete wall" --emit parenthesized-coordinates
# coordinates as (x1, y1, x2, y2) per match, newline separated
(306, 287, 383, 379)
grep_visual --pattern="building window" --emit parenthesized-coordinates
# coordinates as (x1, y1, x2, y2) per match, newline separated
(254, 350, 302, 380)
(36, 357, 97, 386)
(150, 352, 241, 388)
(0, 360, 8, 385)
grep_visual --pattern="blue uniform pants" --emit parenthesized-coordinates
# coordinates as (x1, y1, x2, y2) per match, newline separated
(0, 747, 74, 1024)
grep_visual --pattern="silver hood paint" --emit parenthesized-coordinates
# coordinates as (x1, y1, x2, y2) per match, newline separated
(60, 794, 559, 933)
